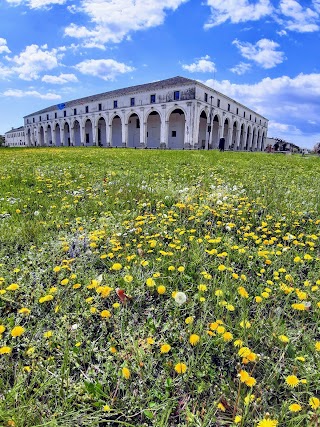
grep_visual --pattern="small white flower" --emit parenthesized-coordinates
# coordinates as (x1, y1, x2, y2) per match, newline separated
(34, 211, 40, 216)
(174, 292, 187, 306)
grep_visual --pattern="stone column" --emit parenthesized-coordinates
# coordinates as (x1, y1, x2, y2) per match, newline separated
(80, 125, 85, 146)
(44, 129, 48, 146)
(93, 120, 98, 146)
(235, 129, 241, 150)
(226, 126, 232, 149)
(192, 102, 200, 149)
(139, 108, 145, 146)
(121, 110, 127, 147)
(60, 126, 64, 146)
(52, 127, 57, 146)
(70, 126, 75, 146)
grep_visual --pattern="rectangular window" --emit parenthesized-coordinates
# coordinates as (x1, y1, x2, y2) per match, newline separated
(55, 112, 57, 119)
(217, 99, 220, 108)
(130, 97, 135, 106)
(174, 91, 180, 101)
(85, 106, 89, 113)
(86, 133, 90, 143)
(260, 119, 261, 124)
(64, 111, 67, 117)
(172, 131, 177, 137)
(244, 111, 246, 118)
(228, 104, 230, 112)
(113, 100, 118, 108)
(204, 93, 208, 102)
(136, 118, 140, 128)
(47, 114, 49, 120)
(98, 103, 102, 111)
(255, 117, 257, 122)
(150, 94, 156, 103)
(27, 119, 29, 124)
(74, 108, 77, 115)
(250, 114, 252, 120)
(236, 108, 239, 115)
(33, 118, 35, 123)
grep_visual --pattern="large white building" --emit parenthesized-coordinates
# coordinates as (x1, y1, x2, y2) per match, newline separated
(5, 126, 26, 147)
(23, 76, 268, 150)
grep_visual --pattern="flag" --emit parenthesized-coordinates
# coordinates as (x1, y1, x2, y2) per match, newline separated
(57, 103, 66, 110)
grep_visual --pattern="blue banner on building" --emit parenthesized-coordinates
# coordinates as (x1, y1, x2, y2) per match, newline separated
(57, 103, 66, 110)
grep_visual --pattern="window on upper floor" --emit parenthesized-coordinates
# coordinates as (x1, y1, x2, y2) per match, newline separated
(204, 93, 208, 102)
(236, 108, 239, 115)
(47, 114, 49, 120)
(39, 116, 41, 121)
(33, 118, 35, 123)
(85, 106, 89, 113)
(174, 91, 180, 101)
(244, 111, 246, 118)
(64, 111, 67, 117)
(55, 113, 57, 119)
(74, 108, 77, 115)
(228, 104, 230, 112)
(250, 114, 252, 120)
(130, 97, 135, 106)
(217, 99, 220, 108)
(113, 100, 118, 108)
(98, 103, 102, 111)
(150, 94, 156, 103)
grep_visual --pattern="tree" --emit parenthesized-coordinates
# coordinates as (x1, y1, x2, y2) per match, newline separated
(0, 135, 5, 147)
(313, 142, 320, 154)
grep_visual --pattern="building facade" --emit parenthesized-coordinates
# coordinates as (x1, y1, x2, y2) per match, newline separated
(5, 126, 26, 147)
(23, 76, 268, 150)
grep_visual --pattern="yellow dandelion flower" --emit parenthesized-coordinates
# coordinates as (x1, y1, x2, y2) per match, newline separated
(100, 310, 112, 318)
(226, 303, 235, 311)
(122, 367, 130, 379)
(218, 265, 226, 272)
(257, 418, 278, 427)
(109, 346, 117, 354)
(289, 403, 302, 412)
(286, 375, 299, 388)
(185, 316, 194, 324)
(217, 402, 226, 411)
(147, 337, 155, 345)
(278, 335, 289, 343)
(103, 404, 111, 412)
(0, 346, 12, 355)
(315, 342, 320, 351)
(255, 296, 263, 303)
(53, 266, 61, 272)
(157, 285, 166, 294)
(43, 331, 53, 338)
(39, 294, 54, 303)
(239, 370, 250, 383)
(124, 275, 133, 283)
(96, 286, 113, 298)
(73, 283, 81, 289)
(223, 332, 233, 342)
(198, 284, 207, 291)
(189, 334, 200, 346)
(234, 415, 242, 424)
(215, 289, 224, 296)
(309, 397, 320, 410)
(6, 283, 19, 291)
(146, 278, 156, 287)
(177, 266, 185, 272)
(240, 320, 251, 329)
(160, 344, 171, 353)
(238, 347, 251, 358)
(113, 302, 120, 308)
(60, 278, 69, 286)
(238, 286, 249, 298)
(245, 376, 256, 387)
(174, 362, 187, 374)
(0, 325, 6, 334)
(11, 326, 25, 337)
(234, 339, 243, 347)
(111, 263, 122, 271)
(291, 303, 307, 311)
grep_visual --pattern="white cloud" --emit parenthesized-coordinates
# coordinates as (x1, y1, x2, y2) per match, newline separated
(279, 0, 319, 32)
(277, 29, 287, 36)
(5, 0, 67, 8)
(230, 62, 251, 75)
(74, 59, 135, 80)
(42, 73, 78, 84)
(0, 63, 13, 79)
(182, 55, 216, 73)
(204, 0, 273, 28)
(202, 73, 320, 148)
(233, 38, 285, 69)
(64, 0, 188, 45)
(0, 38, 11, 54)
(2, 89, 61, 99)
(6, 44, 62, 80)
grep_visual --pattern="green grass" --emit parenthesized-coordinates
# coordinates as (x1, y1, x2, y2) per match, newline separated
(0, 148, 319, 427)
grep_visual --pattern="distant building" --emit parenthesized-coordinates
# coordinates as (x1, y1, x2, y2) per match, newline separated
(24, 76, 268, 150)
(265, 137, 300, 153)
(5, 126, 26, 147)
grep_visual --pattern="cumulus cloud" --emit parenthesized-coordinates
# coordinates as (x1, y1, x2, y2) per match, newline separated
(230, 62, 251, 75)
(279, 0, 319, 32)
(2, 89, 61, 99)
(42, 73, 78, 84)
(0, 38, 11, 54)
(202, 73, 320, 147)
(182, 55, 216, 73)
(204, 0, 273, 28)
(64, 0, 188, 45)
(5, 0, 67, 8)
(232, 38, 285, 69)
(74, 59, 135, 80)
(6, 44, 62, 80)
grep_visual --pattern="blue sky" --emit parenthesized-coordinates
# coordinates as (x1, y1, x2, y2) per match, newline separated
(0, 0, 319, 149)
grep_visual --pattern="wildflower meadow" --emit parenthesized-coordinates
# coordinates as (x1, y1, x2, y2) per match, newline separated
(0, 148, 319, 427)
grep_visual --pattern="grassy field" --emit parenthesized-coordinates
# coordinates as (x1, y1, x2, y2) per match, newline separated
(0, 148, 319, 427)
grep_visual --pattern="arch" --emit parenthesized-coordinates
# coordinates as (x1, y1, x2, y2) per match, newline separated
(165, 105, 187, 122)
(146, 110, 161, 148)
(38, 126, 44, 146)
(230, 121, 238, 151)
(84, 118, 94, 146)
(198, 110, 208, 149)
(223, 118, 229, 148)
(47, 124, 53, 146)
(127, 112, 141, 148)
(97, 117, 107, 146)
(63, 122, 70, 146)
(168, 108, 185, 149)
(256, 129, 261, 151)
(111, 115, 122, 147)
(211, 114, 220, 149)
(55, 123, 61, 146)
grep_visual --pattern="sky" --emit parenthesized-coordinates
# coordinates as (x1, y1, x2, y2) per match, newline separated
(0, 0, 320, 149)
